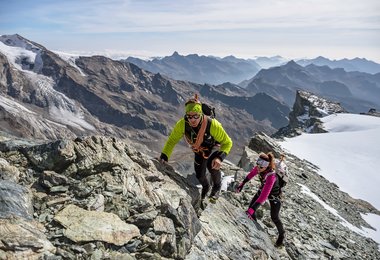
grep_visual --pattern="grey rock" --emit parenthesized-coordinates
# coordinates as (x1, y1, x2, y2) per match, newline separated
(54, 204, 140, 246)
(0, 158, 20, 181)
(0, 180, 33, 219)
(40, 170, 69, 189)
(153, 216, 176, 235)
(0, 217, 55, 259)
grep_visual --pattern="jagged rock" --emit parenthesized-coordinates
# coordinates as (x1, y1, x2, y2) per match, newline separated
(87, 193, 105, 211)
(54, 204, 140, 246)
(0, 158, 20, 181)
(274, 90, 347, 138)
(1, 133, 380, 259)
(361, 108, 380, 117)
(153, 216, 176, 235)
(39, 170, 69, 189)
(186, 197, 279, 259)
(127, 210, 159, 229)
(0, 180, 33, 219)
(247, 132, 284, 158)
(237, 146, 258, 171)
(0, 217, 55, 259)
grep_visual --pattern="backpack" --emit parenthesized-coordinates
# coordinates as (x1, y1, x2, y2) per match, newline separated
(201, 103, 216, 118)
(275, 159, 289, 190)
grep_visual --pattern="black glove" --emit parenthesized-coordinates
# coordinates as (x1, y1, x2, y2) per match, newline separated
(236, 182, 245, 193)
(159, 153, 168, 163)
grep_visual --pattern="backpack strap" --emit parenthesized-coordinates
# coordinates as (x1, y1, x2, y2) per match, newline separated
(192, 115, 208, 150)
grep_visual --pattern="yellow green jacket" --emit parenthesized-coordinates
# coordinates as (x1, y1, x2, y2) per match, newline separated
(161, 116, 232, 160)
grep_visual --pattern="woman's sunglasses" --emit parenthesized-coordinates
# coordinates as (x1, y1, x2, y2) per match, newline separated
(256, 158, 269, 168)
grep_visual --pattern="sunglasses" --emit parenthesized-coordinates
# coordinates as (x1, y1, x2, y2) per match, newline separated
(186, 114, 200, 120)
(256, 158, 269, 169)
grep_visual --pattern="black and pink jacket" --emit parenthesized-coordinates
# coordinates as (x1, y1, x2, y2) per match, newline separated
(243, 166, 280, 204)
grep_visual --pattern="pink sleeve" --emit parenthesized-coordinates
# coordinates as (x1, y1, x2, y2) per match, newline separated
(256, 174, 276, 204)
(246, 166, 258, 181)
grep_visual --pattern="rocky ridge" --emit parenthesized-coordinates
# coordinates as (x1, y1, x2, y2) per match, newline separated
(0, 134, 279, 259)
(1, 131, 379, 259)
(273, 90, 347, 138)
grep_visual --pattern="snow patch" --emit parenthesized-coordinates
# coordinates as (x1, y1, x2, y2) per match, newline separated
(0, 35, 43, 72)
(299, 183, 380, 245)
(54, 51, 87, 76)
(0, 95, 36, 115)
(280, 113, 380, 245)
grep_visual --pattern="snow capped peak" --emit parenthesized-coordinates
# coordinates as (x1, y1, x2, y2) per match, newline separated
(0, 34, 43, 52)
(0, 34, 44, 73)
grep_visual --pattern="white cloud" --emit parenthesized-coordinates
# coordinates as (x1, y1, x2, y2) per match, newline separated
(3, 0, 380, 62)
(17, 0, 380, 33)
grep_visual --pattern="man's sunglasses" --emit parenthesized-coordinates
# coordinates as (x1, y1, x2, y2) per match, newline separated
(186, 114, 200, 120)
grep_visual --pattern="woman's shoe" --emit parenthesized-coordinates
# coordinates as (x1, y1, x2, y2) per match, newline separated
(274, 232, 286, 247)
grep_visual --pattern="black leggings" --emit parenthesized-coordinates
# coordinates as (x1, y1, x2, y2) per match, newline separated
(249, 191, 285, 235)
(194, 151, 221, 197)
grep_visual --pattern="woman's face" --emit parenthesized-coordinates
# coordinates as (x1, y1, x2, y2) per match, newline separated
(257, 165, 267, 173)
(256, 157, 269, 173)
(186, 112, 202, 127)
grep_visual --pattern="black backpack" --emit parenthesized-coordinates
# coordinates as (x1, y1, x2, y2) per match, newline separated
(202, 103, 216, 118)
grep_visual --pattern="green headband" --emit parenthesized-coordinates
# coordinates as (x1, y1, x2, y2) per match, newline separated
(185, 103, 202, 114)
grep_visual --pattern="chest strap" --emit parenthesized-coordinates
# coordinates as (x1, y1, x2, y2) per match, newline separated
(185, 115, 209, 152)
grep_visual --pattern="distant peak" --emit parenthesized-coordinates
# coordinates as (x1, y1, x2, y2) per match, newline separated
(285, 60, 301, 68)
(0, 33, 41, 50)
(172, 51, 180, 56)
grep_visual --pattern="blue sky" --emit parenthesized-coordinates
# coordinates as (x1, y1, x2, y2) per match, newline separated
(1, 0, 380, 61)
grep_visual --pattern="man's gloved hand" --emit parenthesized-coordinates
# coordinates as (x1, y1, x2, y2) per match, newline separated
(246, 207, 256, 221)
(159, 153, 168, 164)
(235, 182, 245, 193)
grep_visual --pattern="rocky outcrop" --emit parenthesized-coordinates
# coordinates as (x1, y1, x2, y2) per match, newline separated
(187, 197, 279, 259)
(361, 108, 380, 117)
(1, 130, 380, 259)
(54, 204, 140, 246)
(0, 134, 282, 259)
(273, 90, 346, 138)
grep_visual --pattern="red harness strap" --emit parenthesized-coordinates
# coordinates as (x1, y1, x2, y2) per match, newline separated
(185, 115, 210, 158)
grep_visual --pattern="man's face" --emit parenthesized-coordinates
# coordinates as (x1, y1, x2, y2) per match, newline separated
(186, 112, 201, 127)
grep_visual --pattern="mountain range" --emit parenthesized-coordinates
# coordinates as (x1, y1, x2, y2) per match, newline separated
(245, 60, 380, 113)
(296, 56, 380, 74)
(0, 34, 289, 166)
(124, 52, 261, 85)
(125, 52, 380, 86)
(125, 52, 380, 115)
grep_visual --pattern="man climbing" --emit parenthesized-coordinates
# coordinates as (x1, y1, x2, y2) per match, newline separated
(159, 94, 232, 205)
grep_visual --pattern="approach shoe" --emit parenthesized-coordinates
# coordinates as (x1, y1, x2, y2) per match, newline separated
(208, 196, 218, 204)
(274, 232, 286, 248)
